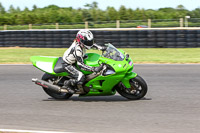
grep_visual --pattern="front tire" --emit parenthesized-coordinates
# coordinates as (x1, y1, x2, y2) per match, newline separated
(42, 73, 73, 99)
(116, 75, 148, 100)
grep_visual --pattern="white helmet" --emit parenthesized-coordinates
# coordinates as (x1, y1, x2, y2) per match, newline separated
(76, 29, 94, 49)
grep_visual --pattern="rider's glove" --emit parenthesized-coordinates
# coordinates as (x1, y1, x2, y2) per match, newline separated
(93, 64, 104, 73)
(101, 46, 107, 51)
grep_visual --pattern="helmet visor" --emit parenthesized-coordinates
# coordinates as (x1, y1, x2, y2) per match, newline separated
(83, 39, 94, 46)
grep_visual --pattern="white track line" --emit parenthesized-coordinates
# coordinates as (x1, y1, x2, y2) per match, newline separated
(0, 64, 32, 65)
(0, 64, 200, 66)
(0, 129, 75, 133)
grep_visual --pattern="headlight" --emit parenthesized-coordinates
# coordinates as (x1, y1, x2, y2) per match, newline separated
(103, 69, 115, 76)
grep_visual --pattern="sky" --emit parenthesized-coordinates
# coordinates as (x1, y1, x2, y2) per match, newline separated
(0, 0, 199, 11)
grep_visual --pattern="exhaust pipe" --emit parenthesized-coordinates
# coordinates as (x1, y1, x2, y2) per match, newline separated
(32, 78, 69, 94)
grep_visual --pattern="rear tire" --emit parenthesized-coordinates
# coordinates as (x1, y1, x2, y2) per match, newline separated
(42, 73, 73, 99)
(116, 75, 147, 100)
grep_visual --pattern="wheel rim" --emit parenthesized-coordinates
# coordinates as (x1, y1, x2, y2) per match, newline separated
(121, 79, 143, 96)
(116, 76, 147, 100)
(129, 79, 143, 96)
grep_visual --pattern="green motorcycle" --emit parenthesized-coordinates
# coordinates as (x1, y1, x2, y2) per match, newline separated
(31, 43, 147, 100)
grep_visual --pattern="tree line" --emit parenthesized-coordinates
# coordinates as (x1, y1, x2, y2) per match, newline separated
(0, 2, 200, 25)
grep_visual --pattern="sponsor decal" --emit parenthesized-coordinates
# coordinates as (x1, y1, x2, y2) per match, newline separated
(129, 61, 133, 66)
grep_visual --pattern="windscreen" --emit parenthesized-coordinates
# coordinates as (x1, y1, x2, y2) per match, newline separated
(102, 44, 125, 61)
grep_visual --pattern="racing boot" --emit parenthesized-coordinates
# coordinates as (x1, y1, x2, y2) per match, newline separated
(62, 79, 76, 94)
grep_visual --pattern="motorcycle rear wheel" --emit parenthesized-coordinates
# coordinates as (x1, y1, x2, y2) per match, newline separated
(116, 75, 147, 100)
(42, 73, 73, 99)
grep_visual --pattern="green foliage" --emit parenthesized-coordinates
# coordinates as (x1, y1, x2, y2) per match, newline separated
(0, 2, 199, 27)
(119, 5, 128, 20)
(0, 3, 5, 14)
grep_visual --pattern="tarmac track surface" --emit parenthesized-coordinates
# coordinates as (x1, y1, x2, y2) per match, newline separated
(0, 64, 199, 133)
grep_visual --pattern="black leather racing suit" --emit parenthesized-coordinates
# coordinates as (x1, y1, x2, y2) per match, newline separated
(62, 41, 105, 87)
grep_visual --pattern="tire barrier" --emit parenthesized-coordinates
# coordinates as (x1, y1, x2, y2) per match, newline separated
(0, 29, 200, 48)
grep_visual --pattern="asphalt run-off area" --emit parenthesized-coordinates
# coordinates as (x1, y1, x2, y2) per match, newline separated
(0, 64, 199, 133)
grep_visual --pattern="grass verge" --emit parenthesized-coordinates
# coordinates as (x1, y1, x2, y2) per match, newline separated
(0, 47, 200, 64)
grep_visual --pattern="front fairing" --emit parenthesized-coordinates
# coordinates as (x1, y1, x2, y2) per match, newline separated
(98, 46, 134, 74)
(82, 44, 135, 96)
(82, 43, 134, 74)
(81, 49, 134, 75)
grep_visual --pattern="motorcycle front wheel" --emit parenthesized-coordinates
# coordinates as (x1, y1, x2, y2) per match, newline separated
(116, 75, 148, 100)
(42, 73, 73, 99)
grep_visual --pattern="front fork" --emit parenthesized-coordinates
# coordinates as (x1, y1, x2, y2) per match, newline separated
(121, 72, 137, 89)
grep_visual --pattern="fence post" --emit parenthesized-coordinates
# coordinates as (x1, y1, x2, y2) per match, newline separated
(4, 25, 7, 30)
(180, 18, 183, 27)
(56, 23, 59, 29)
(148, 19, 151, 28)
(29, 24, 32, 30)
(185, 16, 190, 27)
(85, 21, 88, 29)
(116, 20, 120, 28)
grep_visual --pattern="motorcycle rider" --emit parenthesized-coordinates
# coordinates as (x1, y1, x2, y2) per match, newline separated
(62, 29, 106, 93)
